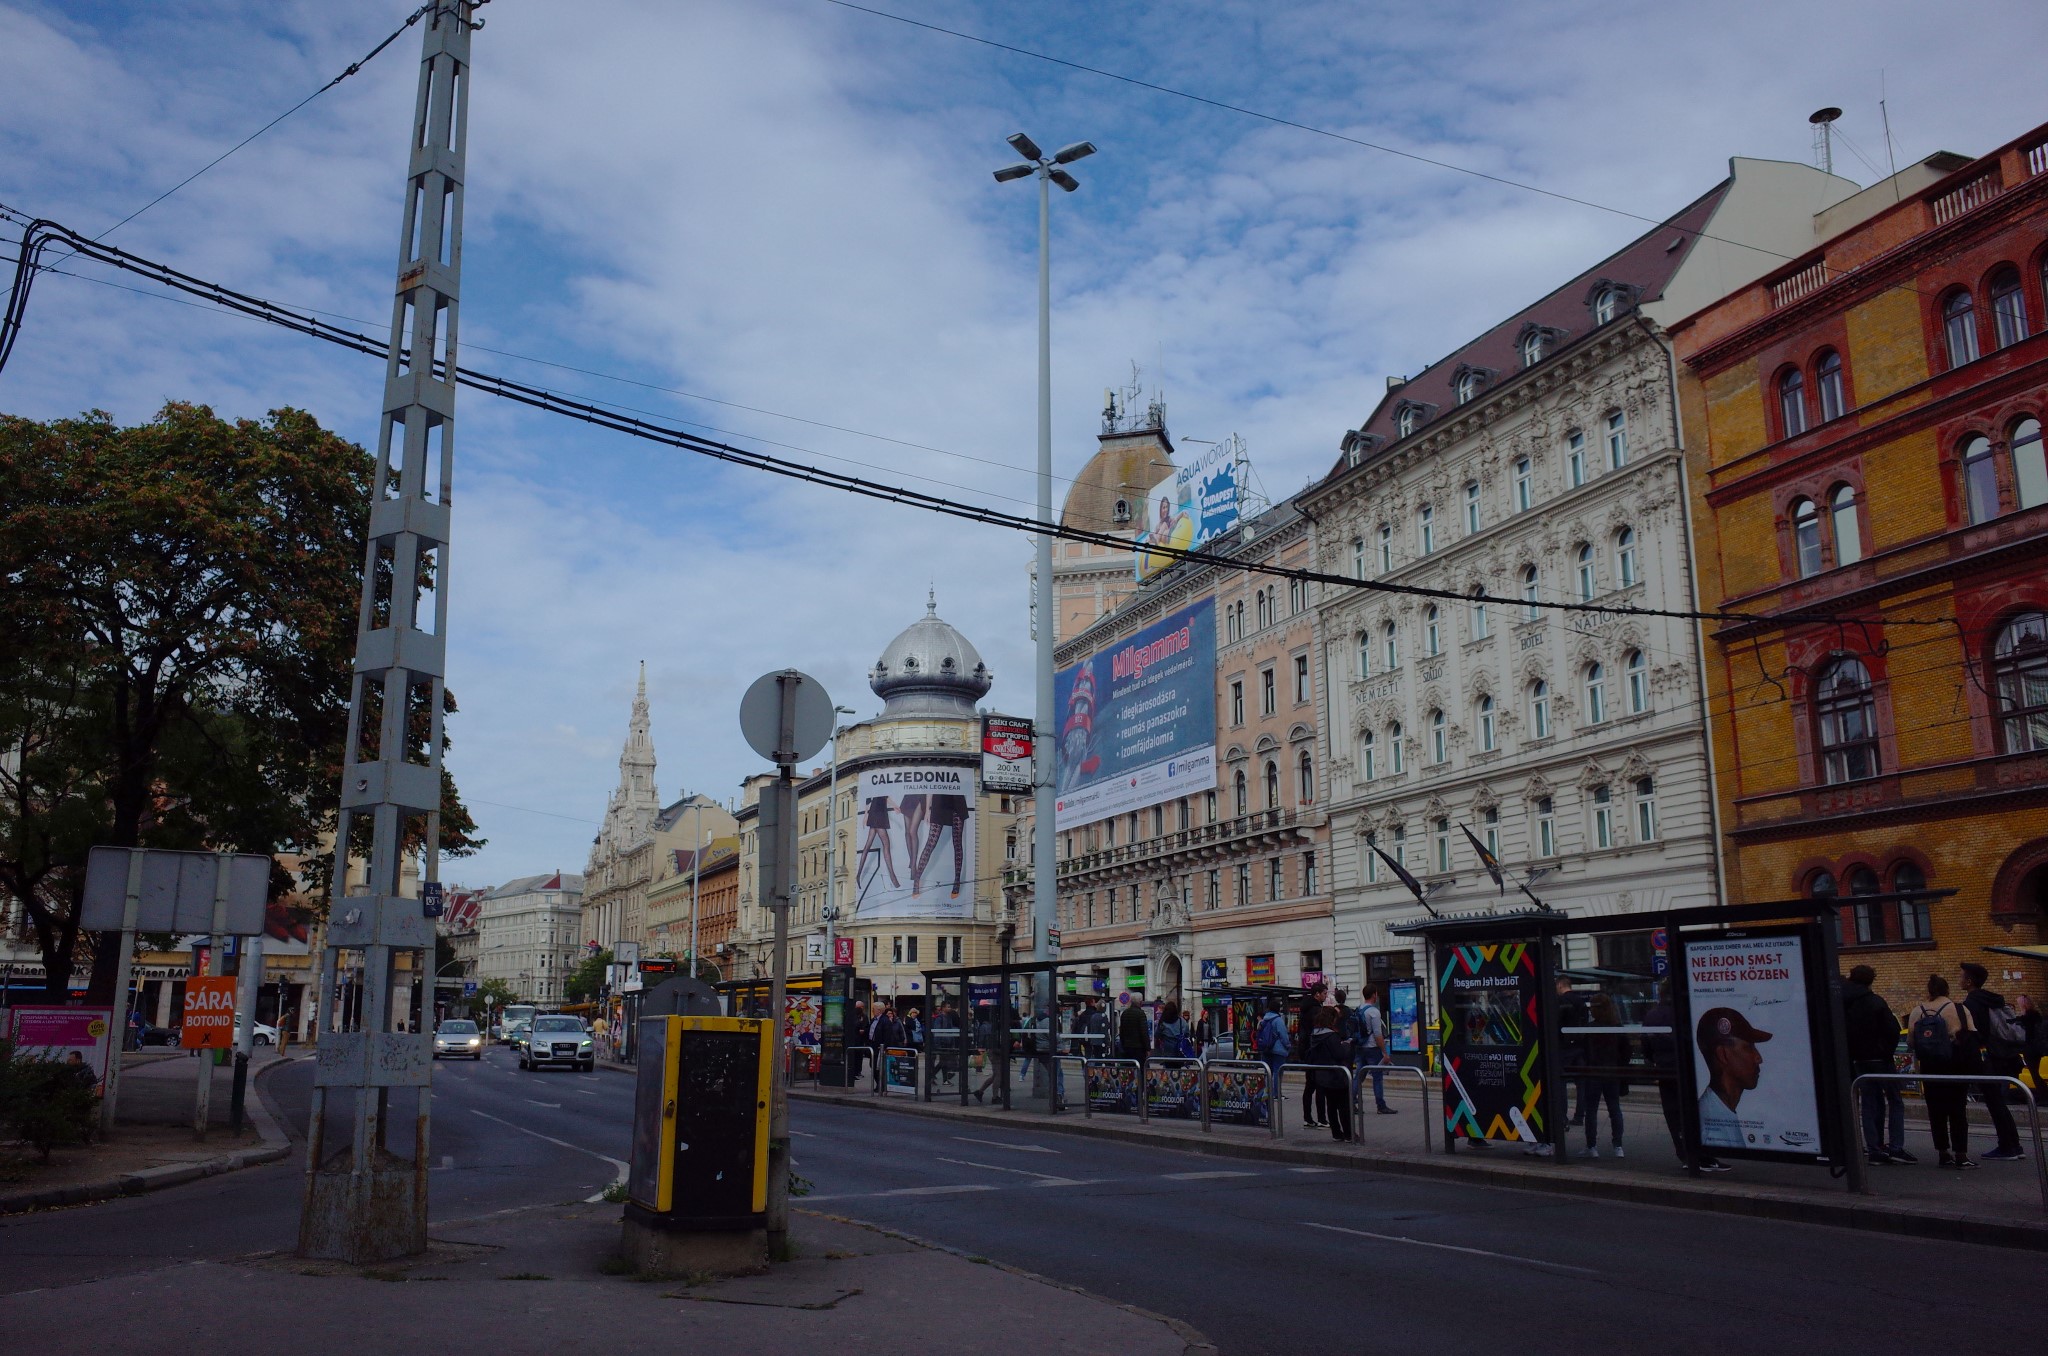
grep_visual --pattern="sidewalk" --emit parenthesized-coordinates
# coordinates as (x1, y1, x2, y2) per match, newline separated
(0, 1048, 291, 1214)
(0, 1194, 1212, 1355)
(787, 1073, 2048, 1251)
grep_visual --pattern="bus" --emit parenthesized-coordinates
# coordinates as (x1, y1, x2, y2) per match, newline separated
(499, 1003, 536, 1045)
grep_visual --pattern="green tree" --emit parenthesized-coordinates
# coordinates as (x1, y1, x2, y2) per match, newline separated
(565, 949, 612, 1003)
(0, 403, 482, 1000)
(475, 977, 518, 1013)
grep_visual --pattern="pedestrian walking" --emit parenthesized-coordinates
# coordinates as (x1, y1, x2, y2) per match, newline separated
(1255, 996, 1291, 1097)
(1191, 1001, 1216, 1061)
(1309, 1005, 1353, 1141)
(1118, 993, 1150, 1074)
(1908, 974, 1976, 1169)
(1842, 965, 1914, 1165)
(1153, 999, 1190, 1059)
(1959, 963, 2027, 1161)
(847, 1000, 869, 1088)
(1577, 992, 1626, 1158)
(868, 1001, 900, 1092)
(591, 1013, 611, 1062)
(1644, 983, 1728, 1172)
(1297, 981, 1328, 1127)
(971, 1001, 999, 1103)
(1350, 985, 1396, 1115)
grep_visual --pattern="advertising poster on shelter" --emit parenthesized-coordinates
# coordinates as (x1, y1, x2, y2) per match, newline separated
(1133, 440, 1241, 581)
(1436, 942, 1542, 1143)
(1388, 981, 1422, 1055)
(853, 765, 976, 920)
(1683, 933, 1824, 1159)
(1053, 600, 1216, 829)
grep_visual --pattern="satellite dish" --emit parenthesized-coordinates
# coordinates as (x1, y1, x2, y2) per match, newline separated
(1809, 107, 1842, 126)
(739, 670, 835, 766)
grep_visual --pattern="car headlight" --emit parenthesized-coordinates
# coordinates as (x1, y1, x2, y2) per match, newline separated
(579, 1039, 592, 1049)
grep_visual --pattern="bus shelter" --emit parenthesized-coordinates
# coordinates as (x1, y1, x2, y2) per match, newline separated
(1390, 895, 1929, 1195)
(920, 957, 1145, 1113)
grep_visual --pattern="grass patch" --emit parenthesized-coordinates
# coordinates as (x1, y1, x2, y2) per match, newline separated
(498, 1272, 551, 1281)
(600, 1182, 630, 1204)
(598, 1256, 634, 1276)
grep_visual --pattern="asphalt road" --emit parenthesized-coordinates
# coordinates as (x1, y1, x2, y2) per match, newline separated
(8, 1053, 2045, 1356)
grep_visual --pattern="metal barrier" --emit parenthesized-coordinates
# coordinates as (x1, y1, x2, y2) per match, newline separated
(1144, 1057, 1205, 1124)
(1351, 1062, 1434, 1154)
(1851, 1072, 2047, 1213)
(1078, 1057, 1145, 1120)
(1201, 1059, 1281, 1138)
(881, 1046, 921, 1097)
(1052, 1055, 1088, 1114)
(827, 1045, 875, 1091)
(1275, 1063, 1355, 1140)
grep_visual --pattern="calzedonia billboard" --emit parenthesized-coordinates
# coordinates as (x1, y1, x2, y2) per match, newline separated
(1053, 599, 1216, 828)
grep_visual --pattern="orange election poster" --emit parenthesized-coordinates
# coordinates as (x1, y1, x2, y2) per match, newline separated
(180, 976, 238, 1049)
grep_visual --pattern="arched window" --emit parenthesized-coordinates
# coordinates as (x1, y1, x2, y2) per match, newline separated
(1829, 484, 1862, 565)
(1989, 266, 2028, 348)
(1791, 497, 1823, 576)
(1778, 366, 1808, 437)
(1233, 768, 1248, 816)
(1530, 680, 1551, 739)
(1944, 289, 1979, 367)
(1594, 287, 1620, 324)
(1418, 504, 1436, 554)
(1297, 750, 1314, 805)
(1891, 860, 1932, 942)
(1626, 649, 1649, 714)
(1357, 630, 1372, 678)
(1264, 759, 1280, 810)
(1377, 522, 1393, 573)
(1806, 868, 1837, 899)
(1584, 663, 1606, 724)
(1389, 722, 1405, 775)
(1430, 708, 1447, 764)
(1992, 612, 2048, 754)
(1816, 657, 1880, 783)
(1616, 526, 1637, 587)
(1521, 565, 1541, 620)
(1576, 543, 1596, 601)
(1478, 695, 1496, 751)
(1361, 729, 1378, 781)
(1961, 435, 2000, 523)
(1383, 620, 1399, 671)
(1398, 406, 1420, 437)
(1816, 349, 1846, 422)
(1521, 330, 1543, 367)
(1456, 371, 1482, 404)
(1465, 481, 1482, 533)
(2012, 417, 2046, 511)
(1425, 605, 1441, 655)
(1513, 457, 1533, 512)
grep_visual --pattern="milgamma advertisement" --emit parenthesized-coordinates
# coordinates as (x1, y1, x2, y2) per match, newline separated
(1052, 599, 1216, 828)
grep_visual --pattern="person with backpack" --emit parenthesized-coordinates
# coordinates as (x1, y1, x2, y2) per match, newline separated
(1307, 1004, 1353, 1141)
(1153, 999, 1190, 1060)
(869, 1001, 901, 1092)
(1255, 996, 1291, 1094)
(1350, 985, 1396, 1115)
(1908, 974, 1975, 1169)
(1842, 965, 1915, 1165)
(1959, 962, 2027, 1161)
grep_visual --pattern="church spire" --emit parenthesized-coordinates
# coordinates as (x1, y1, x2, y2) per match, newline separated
(600, 662, 660, 852)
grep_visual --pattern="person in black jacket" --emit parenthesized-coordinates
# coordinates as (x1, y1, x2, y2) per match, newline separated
(1960, 963, 2025, 1160)
(1842, 965, 1915, 1165)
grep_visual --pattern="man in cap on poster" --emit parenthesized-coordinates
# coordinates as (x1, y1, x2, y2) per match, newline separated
(1696, 1007, 1772, 1149)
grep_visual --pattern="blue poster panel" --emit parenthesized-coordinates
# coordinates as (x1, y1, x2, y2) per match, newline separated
(1053, 600, 1216, 828)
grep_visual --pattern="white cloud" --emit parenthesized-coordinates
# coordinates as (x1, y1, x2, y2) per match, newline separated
(2, 0, 2037, 885)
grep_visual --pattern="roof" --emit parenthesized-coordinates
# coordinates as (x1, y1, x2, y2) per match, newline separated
(487, 872, 584, 898)
(1330, 179, 1733, 473)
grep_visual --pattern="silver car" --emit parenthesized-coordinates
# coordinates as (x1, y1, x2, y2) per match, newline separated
(433, 1019, 485, 1060)
(519, 1015, 594, 1072)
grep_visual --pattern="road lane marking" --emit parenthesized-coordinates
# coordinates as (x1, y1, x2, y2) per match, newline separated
(470, 1109, 626, 1203)
(525, 1100, 561, 1108)
(791, 1130, 816, 1138)
(1162, 1170, 1257, 1180)
(950, 1135, 1058, 1154)
(936, 1156, 1084, 1186)
(1305, 1222, 1599, 1276)
(1289, 1167, 1336, 1174)
(882, 1184, 999, 1197)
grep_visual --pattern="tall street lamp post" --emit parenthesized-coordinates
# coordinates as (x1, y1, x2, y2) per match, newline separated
(994, 131, 1095, 1047)
(821, 705, 857, 962)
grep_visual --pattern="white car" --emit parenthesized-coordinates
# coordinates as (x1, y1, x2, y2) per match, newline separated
(519, 1015, 594, 1072)
(234, 1015, 280, 1046)
(433, 1019, 485, 1060)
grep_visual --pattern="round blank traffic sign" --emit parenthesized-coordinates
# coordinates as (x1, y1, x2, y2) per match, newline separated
(738, 670, 835, 765)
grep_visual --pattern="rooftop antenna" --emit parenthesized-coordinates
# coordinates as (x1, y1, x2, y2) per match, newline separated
(1809, 107, 1842, 176)
(1879, 71, 1902, 203)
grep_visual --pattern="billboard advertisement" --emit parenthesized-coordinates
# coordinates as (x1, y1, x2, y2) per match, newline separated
(980, 714, 1034, 795)
(1053, 600, 1216, 828)
(1683, 931, 1824, 1160)
(853, 764, 977, 920)
(1437, 941, 1542, 1144)
(1133, 439, 1241, 581)
(7, 1006, 114, 1095)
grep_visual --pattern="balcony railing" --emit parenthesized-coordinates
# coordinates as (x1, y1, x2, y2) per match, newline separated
(1055, 808, 1302, 876)
(1931, 170, 2001, 225)
(1770, 259, 1832, 309)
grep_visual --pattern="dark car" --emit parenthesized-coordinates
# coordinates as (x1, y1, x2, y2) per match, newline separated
(519, 1015, 594, 1072)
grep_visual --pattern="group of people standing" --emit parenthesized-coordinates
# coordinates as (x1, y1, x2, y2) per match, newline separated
(1247, 982, 1399, 1141)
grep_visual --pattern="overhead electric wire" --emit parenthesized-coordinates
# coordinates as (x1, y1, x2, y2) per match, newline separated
(0, 214, 1957, 637)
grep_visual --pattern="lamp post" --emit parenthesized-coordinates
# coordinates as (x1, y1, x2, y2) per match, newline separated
(994, 131, 1095, 1059)
(821, 705, 857, 962)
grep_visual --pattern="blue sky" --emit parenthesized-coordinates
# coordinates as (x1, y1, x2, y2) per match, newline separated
(2, 0, 2039, 888)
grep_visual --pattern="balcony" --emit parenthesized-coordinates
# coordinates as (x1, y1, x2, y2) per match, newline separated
(1055, 808, 1306, 879)
(1931, 169, 2002, 225)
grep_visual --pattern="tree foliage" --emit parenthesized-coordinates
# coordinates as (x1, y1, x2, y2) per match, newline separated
(475, 977, 519, 1012)
(0, 403, 482, 999)
(565, 948, 612, 1003)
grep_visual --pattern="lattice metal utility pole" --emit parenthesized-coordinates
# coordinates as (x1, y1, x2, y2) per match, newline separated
(299, 0, 478, 1263)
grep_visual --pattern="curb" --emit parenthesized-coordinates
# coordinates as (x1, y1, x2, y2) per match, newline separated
(0, 1056, 295, 1216)
(790, 1087, 2048, 1253)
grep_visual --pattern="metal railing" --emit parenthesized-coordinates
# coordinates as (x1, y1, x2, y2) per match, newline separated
(1078, 1057, 1145, 1120)
(826, 1045, 875, 1091)
(1052, 1054, 1088, 1114)
(1274, 1063, 1352, 1139)
(881, 1046, 921, 1097)
(1351, 1062, 1433, 1154)
(1145, 1057, 1205, 1125)
(1201, 1059, 1281, 1138)
(1851, 1072, 2046, 1213)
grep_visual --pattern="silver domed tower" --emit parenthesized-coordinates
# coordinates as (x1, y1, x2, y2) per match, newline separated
(869, 591, 993, 719)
